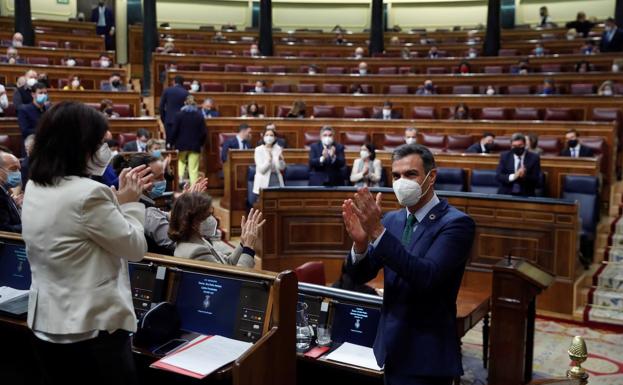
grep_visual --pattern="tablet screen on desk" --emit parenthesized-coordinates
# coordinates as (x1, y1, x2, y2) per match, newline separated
(0, 241, 31, 290)
(129, 262, 158, 320)
(330, 302, 380, 348)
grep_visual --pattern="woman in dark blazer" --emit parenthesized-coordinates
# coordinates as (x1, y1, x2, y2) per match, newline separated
(170, 95, 207, 185)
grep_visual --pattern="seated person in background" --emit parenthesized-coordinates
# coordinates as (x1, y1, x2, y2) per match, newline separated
(575, 60, 592, 73)
(353, 46, 365, 59)
(286, 100, 306, 118)
(451, 103, 470, 120)
(98, 53, 112, 68)
(212, 31, 226, 42)
(389, 36, 400, 45)
(253, 80, 267, 93)
(242, 102, 264, 118)
(169, 193, 263, 267)
(0, 84, 8, 117)
(11, 32, 23, 47)
(533, 43, 546, 57)
(560, 129, 594, 158)
(101, 73, 126, 91)
(600, 17, 623, 53)
(566, 12, 595, 37)
(457, 60, 471, 74)
(0, 149, 22, 232)
(13, 69, 38, 109)
(161, 41, 176, 54)
(221, 123, 253, 163)
(415, 79, 436, 95)
(350, 84, 366, 95)
(526, 133, 544, 155)
(253, 125, 286, 197)
(512, 59, 530, 74)
(36, 73, 50, 89)
(171, 95, 207, 186)
(309, 125, 345, 186)
(331, 260, 378, 296)
(63, 56, 77, 67)
(613, 58, 623, 72)
(566, 28, 578, 40)
(373, 101, 402, 120)
(146, 139, 164, 158)
(20, 134, 35, 187)
(598, 80, 615, 96)
(2, 46, 25, 64)
(62, 75, 85, 91)
(401, 47, 412, 59)
(350, 143, 382, 187)
(537, 6, 554, 27)
(496, 133, 541, 197)
(357, 61, 368, 75)
(201, 97, 219, 118)
(17, 82, 49, 143)
(541, 78, 556, 95)
(99, 98, 120, 118)
(123, 128, 151, 152)
(249, 43, 260, 57)
(485, 85, 496, 95)
(307, 64, 318, 75)
(466, 132, 495, 154)
(581, 40, 597, 55)
(428, 46, 440, 58)
(257, 122, 286, 147)
(466, 47, 478, 58)
(404, 127, 418, 145)
(335, 33, 347, 45)
(107, 139, 120, 156)
(189, 80, 200, 93)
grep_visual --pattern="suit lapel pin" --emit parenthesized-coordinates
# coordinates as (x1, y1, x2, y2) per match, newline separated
(429, 213, 436, 221)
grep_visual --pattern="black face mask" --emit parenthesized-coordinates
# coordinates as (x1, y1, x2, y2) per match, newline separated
(484, 143, 494, 152)
(567, 139, 578, 148)
(104, 108, 113, 115)
(512, 147, 525, 156)
(111, 80, 120, 87)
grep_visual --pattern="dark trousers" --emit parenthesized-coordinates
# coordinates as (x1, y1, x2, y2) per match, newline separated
(384, 362, 453, 385)
(32, 330, 138, 385)
(96, 26, 114, 51)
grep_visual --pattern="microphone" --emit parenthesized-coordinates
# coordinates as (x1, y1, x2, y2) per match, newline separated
(505, 246, 554, 267)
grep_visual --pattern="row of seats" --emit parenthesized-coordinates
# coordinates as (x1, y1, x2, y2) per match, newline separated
(0, 102, 133, 118)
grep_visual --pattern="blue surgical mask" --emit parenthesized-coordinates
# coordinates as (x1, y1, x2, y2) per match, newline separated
(5, 171, 21, 188)
(151, 150, 162, 159)
(150, 180, 167, 198)
(35, 94, 48, 105)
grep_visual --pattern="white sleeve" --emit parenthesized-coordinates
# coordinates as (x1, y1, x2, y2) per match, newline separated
(255, 147, 271, 175)
(350, 229, 387, 264)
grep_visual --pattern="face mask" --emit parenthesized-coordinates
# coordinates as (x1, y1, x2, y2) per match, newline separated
(190, 83, 199, 92)
(100, 60, 110, 68)
(382, 109, 391, 118)
(613, 64, 620, 72)
(263, 135, 275, 145)
(4, 170, 21, 188)
(308, 69, 316, 75)
(321, 136, 333, 147)
(71, 80, 80, 88)
(66, 59, 76, 67)
(86, 143, 113, 176)
(484, 143, 494, 152)
(200, 215, 219, 239)
(150, 180, 166, 198)
(567, 34, 575, 41)
(486, 88, 495, 95)
(583, 48, 593, 55)
(111, 150, 119, 157)
(254, 86, 264, 93)
(604, 26, 612, 32)
(535, 47, 544, 55)
(111, 80, 120, 88)
(425, 83, 433, 91)
(468, 52, 477, 58)
(543, 88, 553, 95)
(250, 49, 259, 56)
(567, 140, 578, 148)
(151, 150, 162, 158)
(405, 137, 416, 145)
(512, 147, 525, 156)
(359, 69, 367, 75)
(456, 111, 466, 119)
(104, 108, 114, 116)
(360, 150, 370, 159)
(12, 40, 22, 48)
(603, 89, 613, 96)
(35, 94, 48, 104)
(392, 172, 431, 207)
(0, 93, 8, 108)
(26, 78, 36, 87)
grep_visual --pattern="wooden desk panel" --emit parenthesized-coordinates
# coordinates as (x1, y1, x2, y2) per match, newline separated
(0, 63, 128, 89)
(0, 31, 105, 51)
(259, 187, 580, 316)
(15, 46, 116, 66)
(0, 16, 96, 33)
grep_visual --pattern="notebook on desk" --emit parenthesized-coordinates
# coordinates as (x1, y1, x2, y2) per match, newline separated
(0, 286, 28, 319)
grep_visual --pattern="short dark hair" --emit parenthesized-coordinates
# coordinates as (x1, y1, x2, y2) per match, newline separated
(383, 100, 393, 108)
(111, 72, 121, 78)
(392, 143, 436, 174)
(31, 82, 47, 93)
(511, 132, 526, 143)
(127, 153, 158, 169)
(527, 133, 539, 148)
(174, 75, 184, 85)
(137, 128, 151, 139)
(168, 192, 213, 242)
(483, 132, 495, 139)
(30, 101, 109, 186)
(238, 123, 250, 132)
(363, 143, 376, 161)
(566, 128, 579, 136)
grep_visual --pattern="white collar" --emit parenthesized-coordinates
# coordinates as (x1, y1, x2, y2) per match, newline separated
(405, 193, 440, 223)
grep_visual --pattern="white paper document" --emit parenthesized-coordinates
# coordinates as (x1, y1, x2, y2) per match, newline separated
(0, 286, 28, 305)
(325, 342, 382, 371)
(152, 335, 252, 378)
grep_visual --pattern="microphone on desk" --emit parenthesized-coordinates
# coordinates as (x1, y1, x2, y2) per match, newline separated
(505, 247, 554, 267)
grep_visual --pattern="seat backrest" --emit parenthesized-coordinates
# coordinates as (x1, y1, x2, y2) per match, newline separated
(507, 85, 532, 95)
(420, 133, 446, 152)
(470, 169, 499, 193)
(484, 66, 503, 74)
(562, 175, 599, 236)
(382, 133, 405, 151)
(240, 83, 255, 92)
(276, 105, 292, 117)
(343, 106, 368, 119)
(570, 83, 595, 95)
(199, 63, 223, 72)
(412, 106, 436, 119)
(387, 84, 409, 94)
(297, 84, 317, 93)
(498, 48, 518, 56)
(294, 261, 326, 286)
(245, 65, 265, 73)
(117, 133, 137, 147)
(341, 131, 369, 151)
(113, 104, 132, 117)
(580, 136, 605, 156)
(322, 84, 345, 94)
(247, 165, 257, 207)
(480, 107, 508, 120)
(435, 167, 466, 191)
(28, 57, 49, 65)
(271, 83, 291, 93)
(426, 66, 446, 74)
(378, 66, 397, 75)
(3, 103, 16, 117)
(304, 132, 320, 149)
(514, 108, 541, 120)
(201, 82, 224, 92)
(452, 85, 474, 94)
(312, 105, 337, 118)
(544, 108, 574, 121)
(284, 164, 310, 186)
(269, 65, 286, 73)
(446, 134, 473, 153)
(538, 136, 561, 156)
(217, 50, 235, 56)
(224, 64, 244, 72)
(540, 63, 561, 73)
(591, 108, 621, 122)
(38, 41, 58, 48)
(326, 67, 345, 74)
(493, 135, 511, 152)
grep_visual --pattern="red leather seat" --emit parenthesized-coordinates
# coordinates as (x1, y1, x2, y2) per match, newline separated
(28, 57, 49, 65)
(452, 85, 474, 94)
(540, 64, 561, 73)
(382, 134, 406, 151)
(312, 105, 337, 118)
(224, 64, 244, 72)
(591, 108, 621, 122)
(199, 63, 223, 72)
(484, 66, 503, 74)
(342, 131, 370, 151)
(2, 103, 16, 117)
(218, 133, 238, 164)
(580, 136, 605, 156)
(191, 49, 210, 55)
(57, 79, 69, 89)
(507, 85, 532, 95)
(343, 106, 368, 119)
(544, 108, 574, 121)
(245, 65, 265, 73)
(304, 132, 320, 149)
(498, 48, 518, 56)
(240, 83, 255, 92)
(387, 85, 409, 94)
(493, 135, 511, 152)
(117, 133, 137, 148)
(446, 135, 473, 153)
(201, 82, 225, 92)
(538, 136, 562, 155)
(398, 66, 413, 74)
(412, 107, 436, 119)
(216, 50, 234, 56)
(480, 107, 508, 120)
(113, 104, 132, 117)
(426, 67, 446, 74)
(297, 84, 317, 93)
(299, 51, 317, 57)
(294, 261, 326, 286)
(268, 65, 286, 73)
(322, 84, 345, 94)
(0, 134, 20, 155)
(326, 67, 345, 74)
(38, 41, 58, 48)
(514, 108, 541, 120)
(570, 83, 595, 95)
(420, 133, 446, 152)
(378, 67, 397, 75)
(276, 106, 291, 117)
(271, 83, 290, 93)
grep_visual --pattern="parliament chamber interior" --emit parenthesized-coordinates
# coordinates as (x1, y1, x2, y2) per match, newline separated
(1, 0, 623, 384)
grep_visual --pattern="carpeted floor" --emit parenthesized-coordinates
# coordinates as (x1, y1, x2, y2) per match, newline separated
(459, 318, 623, 385)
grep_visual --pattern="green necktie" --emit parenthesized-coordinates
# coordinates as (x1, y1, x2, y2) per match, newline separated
(402, 214, 417, 246)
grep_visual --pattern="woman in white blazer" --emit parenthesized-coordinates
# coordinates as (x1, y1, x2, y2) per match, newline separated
(350, 143, 383, 187)
(169, 192, 265, 268)
(252, 125, 285, 196)
(21, 102, 151, 385)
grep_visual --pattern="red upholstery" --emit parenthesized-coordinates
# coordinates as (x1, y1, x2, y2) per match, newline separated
(382, 133, 406, 151)
(398, 66, 413, 74)
(271, 83, 291, 93)
(312, 105, 337, 118)
(240, 83, 255, 92)
(218, 133, 238, 164)
(191, 49, 210, 55)
(117, 133, 137, 147)
(591, 108, 621, 122)
(2, 103, 16, 117)
(493, 135, 512, 152)
(580, 136, 605, 156)
(276, 106, 291, 117)
(113, 104, 132, 117)
(245, 65, 265, 73)
(378, 66, 397, 75)
(412, 107, 436, 119)
(426, 67, 446, 74)
(38, 41, 58, 48)
(201, 82, 225, 92)
(343, 106, 368, 119)
(387, 85, 409, 94)
(299, 52, 317, 57)
(483, 66, 503, 74)
(452, 85, 474, 94)
(446, 135, 473, 153)
(538, 136, 562, 155)
(326, 67, 345, 74)
(199, 63, 223, 72)
(540, 63, 560, 73)
(224, 64, 244, 72)
(513, 108, 541, 120)
(304, 132, 320, 149)
(268, 65, 286, 73)
(570, 83, 595, 95)
(498, 48, 518, 56)
(57, 79, 69, 89)
(480, 107, 508, 120)
(297, 84, 317, 93)
(28, 57, 49, 65)
(322, 84, 345, 94)
(216, 50, 235, 56)
(294, 261, 326, 286)
(0, 134, 20, 155)
(544, 108, 574, 121)
(342, 131, 370, 151)
(507, 85, 532, 95)
(420, 133, 446, 152)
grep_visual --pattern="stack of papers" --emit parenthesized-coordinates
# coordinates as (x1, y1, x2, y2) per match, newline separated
(0, 286, 28, 305)
(325, 342, 382, 371)
(0, 286, 29, 316)
(151, 335, 252, 379)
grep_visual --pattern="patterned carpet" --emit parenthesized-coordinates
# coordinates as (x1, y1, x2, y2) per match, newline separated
(459, 318, 623, 385)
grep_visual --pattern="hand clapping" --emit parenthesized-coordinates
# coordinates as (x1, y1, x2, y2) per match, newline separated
(240, 208, 267, 250)
(342, 187, 384, 252)
(112, 165, 153, 205)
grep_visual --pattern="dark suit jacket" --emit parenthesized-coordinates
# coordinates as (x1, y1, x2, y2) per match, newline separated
(91, 6, 114, 31)
(560, 145, 594, 157)
(220, 136, 251, 163)
(171, 107, 207, 152)
(122, 140, 143, 153)
(372, 110, 403, 119)
(159, 85, 189, 126)
(495, 150, 541, 196)
(17, 103, 46, 140)
(308, 142, 345, 186)
(345, 200, 475, 377)
(465, 142, 487, 154)
(0, 185, 21, 233)
(600, 29, 623, 52)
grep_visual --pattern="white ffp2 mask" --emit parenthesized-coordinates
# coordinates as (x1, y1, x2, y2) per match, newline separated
(392, 172, 431, 207)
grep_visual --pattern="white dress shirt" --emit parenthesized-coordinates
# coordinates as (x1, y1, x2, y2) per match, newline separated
(570, 144, 581, 158)
(97, 6, 106, 27)
(508, 153, 525, 182)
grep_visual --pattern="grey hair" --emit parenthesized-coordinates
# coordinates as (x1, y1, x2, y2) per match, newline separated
(24, 134, 35, 150)
(511, 132, 526, 143)
(392, 143, 436, 174)
(320, 125, 334, 134)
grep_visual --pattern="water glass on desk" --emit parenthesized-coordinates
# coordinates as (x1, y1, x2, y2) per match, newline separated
(296, 302, 314, 351)
(316, 325, 331, 347)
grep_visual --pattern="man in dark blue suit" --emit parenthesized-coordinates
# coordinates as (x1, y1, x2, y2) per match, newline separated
(0, 150, 22, 233)
(342, 144, 475, 385)
(599, 18, 623, 52)
(309, 126, 345, 186)
(221, 123, 253, 163)
(17, 83, 48, 148)
(496, 133, 541, 196)
(560, 129, 594, 158)
(159, 75, 189, 149)
(90, 1, 115, 51)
